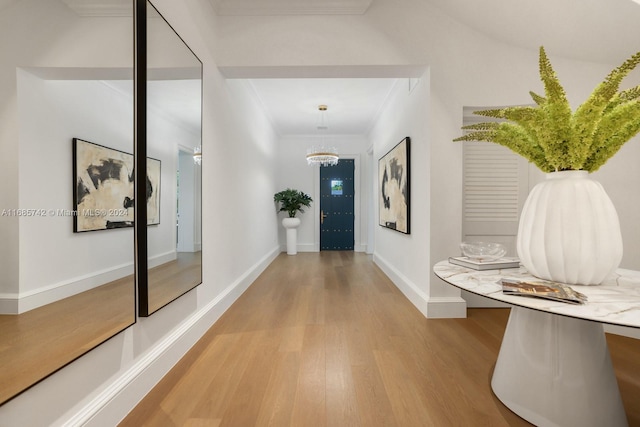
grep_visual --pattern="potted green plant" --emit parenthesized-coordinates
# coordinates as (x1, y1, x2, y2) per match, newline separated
(455, 47, 640, 285)
(274, 188, 313, 218)
(274, 188, 313, 255)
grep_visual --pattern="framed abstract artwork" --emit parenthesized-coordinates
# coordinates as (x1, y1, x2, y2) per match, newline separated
(73, 138, 161, 232)
(146, 156, 161, 225)
(378, 136, 410, 234)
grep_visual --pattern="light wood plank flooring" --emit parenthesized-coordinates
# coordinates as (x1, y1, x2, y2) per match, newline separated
(0, 276, 134, 405)
(0, 251, 200, 405)
(148, 251, 202, 314)
(120, 252, 640, 426)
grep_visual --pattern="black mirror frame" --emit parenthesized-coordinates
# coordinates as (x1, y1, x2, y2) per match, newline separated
(134, 0, 203, 317)
(134, 0, 149, 316)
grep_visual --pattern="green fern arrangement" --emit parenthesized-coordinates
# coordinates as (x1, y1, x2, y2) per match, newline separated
(455, 47, 640, 172)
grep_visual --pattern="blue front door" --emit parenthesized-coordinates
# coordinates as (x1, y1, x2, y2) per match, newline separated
(320, 159, 354, 250)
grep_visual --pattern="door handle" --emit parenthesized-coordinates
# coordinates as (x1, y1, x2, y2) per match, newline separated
(321, 210, 328, 224)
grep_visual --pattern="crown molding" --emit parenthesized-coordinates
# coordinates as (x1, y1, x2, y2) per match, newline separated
(211, 0, 372, 16)
(61, 0, 132, 17)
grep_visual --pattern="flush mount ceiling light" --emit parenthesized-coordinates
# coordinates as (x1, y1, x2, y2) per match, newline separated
(306, 105, 339, 166)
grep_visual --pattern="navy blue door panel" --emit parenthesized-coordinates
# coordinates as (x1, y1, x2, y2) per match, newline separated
(320, 159, 354, 250)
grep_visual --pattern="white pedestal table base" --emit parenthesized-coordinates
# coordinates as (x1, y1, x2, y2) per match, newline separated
(491, 307, 627, 427)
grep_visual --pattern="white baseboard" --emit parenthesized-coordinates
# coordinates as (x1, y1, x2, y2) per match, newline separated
(0, 296, 19, 314)
(426, 297, 467, 318)
(373, 253, 466, 318)
(296, 243, 316, 253)
(280, 244, 368, 253)
(277, 244, 317, 253)
(0, 251, 178, 315)
(71, 246, 280, 427)
(0, 261, 136, 315)
(604, 324, 640, 339)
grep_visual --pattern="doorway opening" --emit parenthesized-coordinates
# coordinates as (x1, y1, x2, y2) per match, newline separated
(177, 148, 200, 254)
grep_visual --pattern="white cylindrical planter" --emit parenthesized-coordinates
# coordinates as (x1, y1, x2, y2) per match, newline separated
(517, 170, 623, 285)
(282, 217, 301, 255)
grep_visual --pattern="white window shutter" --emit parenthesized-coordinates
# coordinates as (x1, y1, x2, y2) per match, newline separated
(460, 107, 529, 256)
(463, 142, 520, 222)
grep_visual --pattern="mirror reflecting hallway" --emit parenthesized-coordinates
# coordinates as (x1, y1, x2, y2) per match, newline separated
(141, 0, 203, 317)
(0, 277, 134, 405)
(0, 250, 203, 404)
(0, 0, 137, 405)
(147, 251, 203, 314)
(120, 252, 640, 426)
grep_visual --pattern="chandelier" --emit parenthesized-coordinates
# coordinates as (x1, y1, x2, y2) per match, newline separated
(306, 105, 339, 166)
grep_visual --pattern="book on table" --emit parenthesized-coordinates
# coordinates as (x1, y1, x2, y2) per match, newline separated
(500, 278, 587, 305)
(448, 256, 520, 270)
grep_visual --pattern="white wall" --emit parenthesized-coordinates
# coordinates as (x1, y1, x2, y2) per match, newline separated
(0, 0, 281, 424)
(369, 75, 467, 317)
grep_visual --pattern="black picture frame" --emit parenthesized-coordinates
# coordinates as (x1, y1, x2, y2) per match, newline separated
(378, 136, 410, 234)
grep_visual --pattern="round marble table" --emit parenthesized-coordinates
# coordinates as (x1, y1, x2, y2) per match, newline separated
(434, 261, 640, 427)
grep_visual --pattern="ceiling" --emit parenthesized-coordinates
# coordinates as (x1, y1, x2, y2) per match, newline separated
(427, 0, 640, 66)
(43, 0, 640, 138)
(0, 0, 17, 10)
(214, 0, 640, 138)
(247, 78, 399, 135)
(207, 0, 640, 65)
(211, 0, 373, 16)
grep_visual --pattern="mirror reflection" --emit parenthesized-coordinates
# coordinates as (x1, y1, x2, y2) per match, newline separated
(0, 0, 135, 404)
(141, 1, 203, 316)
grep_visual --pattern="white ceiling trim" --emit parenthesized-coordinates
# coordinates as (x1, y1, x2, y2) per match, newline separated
(0, 0, 17, 12)
(61, 0, 132, 17)
(21, 66, 133, 80)
(218, 65, 427, 79)
(210, 0, 372, 16)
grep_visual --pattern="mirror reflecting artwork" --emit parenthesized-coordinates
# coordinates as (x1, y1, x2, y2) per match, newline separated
(0, 0, 135, 404)
(140, 1, 203, 316)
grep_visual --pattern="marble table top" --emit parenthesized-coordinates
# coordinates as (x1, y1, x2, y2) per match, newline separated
(434, 261, 640, 329)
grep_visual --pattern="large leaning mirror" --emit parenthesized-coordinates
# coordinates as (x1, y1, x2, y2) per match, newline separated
(0, 0, 135, 404)
(137, 0, 203, 316)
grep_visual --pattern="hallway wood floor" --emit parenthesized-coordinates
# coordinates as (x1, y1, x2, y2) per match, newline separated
(120, 252, 640, 426)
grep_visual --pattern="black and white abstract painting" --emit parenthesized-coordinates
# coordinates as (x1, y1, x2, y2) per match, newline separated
(379, 137, 410, 234)
(73, 138, 161, 232)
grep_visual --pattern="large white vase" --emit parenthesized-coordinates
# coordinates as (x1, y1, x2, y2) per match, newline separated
(282, 217, 301, 255)
(516, 170, 623, 285)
